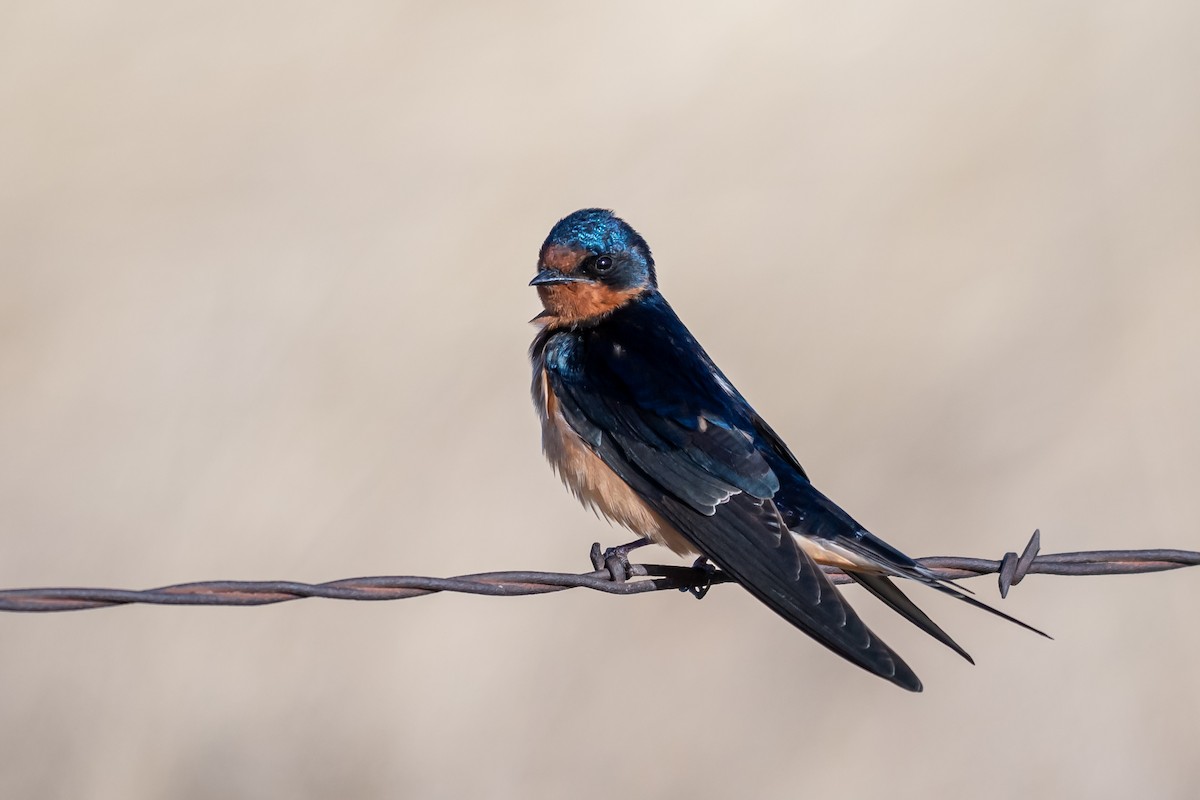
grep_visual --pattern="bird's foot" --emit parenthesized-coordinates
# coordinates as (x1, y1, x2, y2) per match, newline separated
(686, 556, 717, 599)
(589, 537, 652, 582)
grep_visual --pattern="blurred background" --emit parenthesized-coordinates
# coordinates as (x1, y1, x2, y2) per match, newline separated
(2, 1, 1198, 798)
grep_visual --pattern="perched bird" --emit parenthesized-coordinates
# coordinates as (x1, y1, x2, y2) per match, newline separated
(529, 208, 1044, 691)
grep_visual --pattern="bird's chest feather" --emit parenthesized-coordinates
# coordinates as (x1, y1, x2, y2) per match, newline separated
(533, 367, 695, 556)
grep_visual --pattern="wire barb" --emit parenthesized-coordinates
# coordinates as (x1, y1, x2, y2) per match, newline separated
(0, 531, 1196, 613)
(998, 529, 1042, 597)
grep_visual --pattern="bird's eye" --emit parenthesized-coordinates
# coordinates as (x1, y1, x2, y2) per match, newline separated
(594, 256, 613, 272)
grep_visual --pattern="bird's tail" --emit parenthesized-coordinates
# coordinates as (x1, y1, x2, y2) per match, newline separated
(847, 572, 976, 663)
(836, 532, 1051, 658)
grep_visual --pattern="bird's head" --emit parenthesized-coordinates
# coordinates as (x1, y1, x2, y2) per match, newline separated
(530, 209, 656, 326)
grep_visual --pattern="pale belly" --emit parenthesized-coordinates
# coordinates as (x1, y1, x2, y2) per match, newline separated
(536, 369, 697, 556)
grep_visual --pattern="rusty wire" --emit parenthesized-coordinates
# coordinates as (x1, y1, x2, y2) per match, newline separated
(0, 530, 1196, 613)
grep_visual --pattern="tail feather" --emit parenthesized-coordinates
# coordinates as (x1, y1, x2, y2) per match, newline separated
(921, 576, 1053, 639)
(848, 572, 975, 663)
(835, 532, 1052, 640)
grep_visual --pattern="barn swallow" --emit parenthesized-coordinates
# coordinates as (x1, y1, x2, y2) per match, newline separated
(529, 208, 1045, 691)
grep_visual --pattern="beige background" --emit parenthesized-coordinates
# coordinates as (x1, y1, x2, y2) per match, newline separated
(2, 2, 1198, 798)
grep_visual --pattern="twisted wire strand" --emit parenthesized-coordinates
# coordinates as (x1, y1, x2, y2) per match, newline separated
(1, 530, 1196, 613)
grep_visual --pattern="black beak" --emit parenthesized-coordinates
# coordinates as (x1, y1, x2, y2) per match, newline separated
(529, 268, 586, 287)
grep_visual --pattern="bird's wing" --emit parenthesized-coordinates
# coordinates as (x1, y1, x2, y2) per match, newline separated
(541, 320, 923, 691)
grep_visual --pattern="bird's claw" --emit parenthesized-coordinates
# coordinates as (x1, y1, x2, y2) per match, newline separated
(589, 538, 652, 583)
(686, 556, 716, 599)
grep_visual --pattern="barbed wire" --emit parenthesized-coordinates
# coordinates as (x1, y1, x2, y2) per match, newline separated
(0, 530, 1196, 613)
